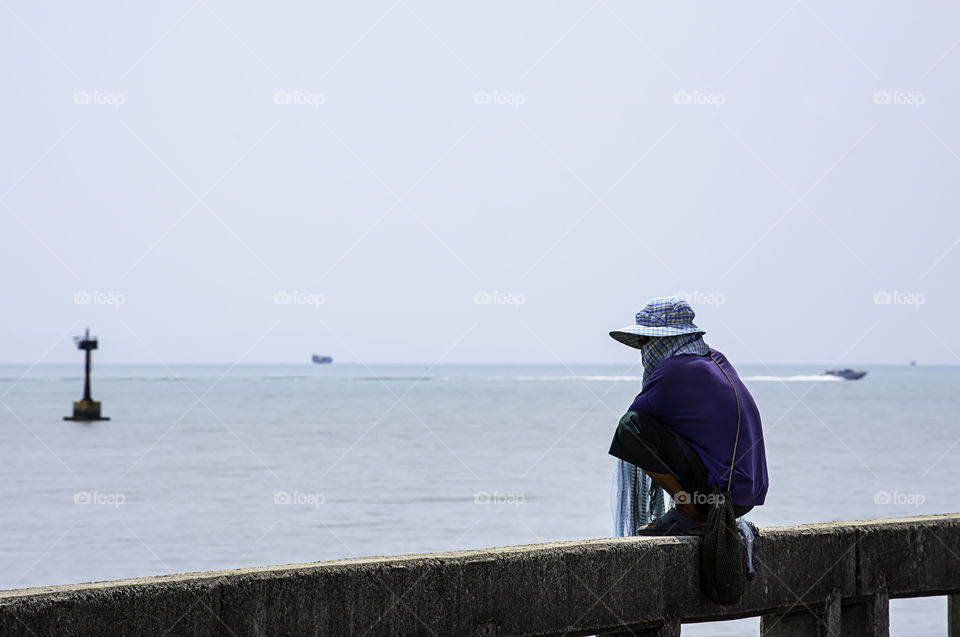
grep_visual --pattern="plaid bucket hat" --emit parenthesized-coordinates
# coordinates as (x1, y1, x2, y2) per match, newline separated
(609, 296, 705, 349)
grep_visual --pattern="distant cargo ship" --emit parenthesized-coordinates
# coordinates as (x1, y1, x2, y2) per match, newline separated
(312, 355, 333, 364)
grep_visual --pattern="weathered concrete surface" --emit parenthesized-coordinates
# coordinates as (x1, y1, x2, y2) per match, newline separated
(1, 514, 958, 636)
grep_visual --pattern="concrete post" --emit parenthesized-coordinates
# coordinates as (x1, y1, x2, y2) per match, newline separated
(948, 593, 960, 637)
(762, 588, 890, 637)
(760, 588, 841, 637)
(839, 583, 889, 637)
(760, 610, 824, 636)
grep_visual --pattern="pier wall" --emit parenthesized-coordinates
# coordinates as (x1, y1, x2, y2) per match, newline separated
(2, 514, 959, 636)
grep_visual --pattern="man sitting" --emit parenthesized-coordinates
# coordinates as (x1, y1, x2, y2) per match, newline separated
(608, 296, 768, 535)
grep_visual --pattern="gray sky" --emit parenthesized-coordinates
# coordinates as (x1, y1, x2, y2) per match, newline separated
(2, 1, 958, 365)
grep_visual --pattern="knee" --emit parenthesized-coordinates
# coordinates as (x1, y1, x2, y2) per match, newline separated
(618, 410, 664, 440)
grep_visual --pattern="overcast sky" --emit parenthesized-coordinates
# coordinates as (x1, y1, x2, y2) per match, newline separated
(2, 1, 958, 365)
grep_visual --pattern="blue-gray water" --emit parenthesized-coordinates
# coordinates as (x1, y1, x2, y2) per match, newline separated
(1, 363, 956, 635)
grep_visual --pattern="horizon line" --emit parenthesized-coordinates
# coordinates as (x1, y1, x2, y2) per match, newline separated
(0, 361, 945, 367)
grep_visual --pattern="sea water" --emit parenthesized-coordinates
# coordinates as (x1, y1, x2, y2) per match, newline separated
(1, 363, 956, 635)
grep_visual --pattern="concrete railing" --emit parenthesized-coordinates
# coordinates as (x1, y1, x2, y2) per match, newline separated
(2, 513, 959, 636)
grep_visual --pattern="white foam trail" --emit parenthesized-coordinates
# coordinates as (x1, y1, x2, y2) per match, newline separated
(499, 375, 645, 382)
(742, 374, 843, 382)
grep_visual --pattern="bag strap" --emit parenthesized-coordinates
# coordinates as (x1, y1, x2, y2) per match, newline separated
(709, 354, 741, 493)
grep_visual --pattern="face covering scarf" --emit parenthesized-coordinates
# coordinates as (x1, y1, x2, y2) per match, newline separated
(612, 333, 709, 536)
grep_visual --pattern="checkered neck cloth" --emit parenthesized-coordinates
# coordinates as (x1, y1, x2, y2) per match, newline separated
(641, 332, 709, 385)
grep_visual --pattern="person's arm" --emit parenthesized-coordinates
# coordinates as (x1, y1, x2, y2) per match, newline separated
(627, 365, 669, 415)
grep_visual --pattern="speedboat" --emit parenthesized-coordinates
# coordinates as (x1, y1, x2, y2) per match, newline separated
(824, 368, 867, 380)
(312, 355, 333, 364)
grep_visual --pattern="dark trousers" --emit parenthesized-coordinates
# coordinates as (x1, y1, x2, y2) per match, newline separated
(609, 410, 753, 518)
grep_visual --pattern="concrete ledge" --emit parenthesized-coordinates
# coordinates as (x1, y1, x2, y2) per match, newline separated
(2, 514, 959, 636)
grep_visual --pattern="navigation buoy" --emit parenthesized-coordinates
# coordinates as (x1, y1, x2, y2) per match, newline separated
(64, 327, 110, 421)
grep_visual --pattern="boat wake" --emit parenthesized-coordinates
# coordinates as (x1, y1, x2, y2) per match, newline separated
(503, 375, 645, 382)
(742, 374, 843, 382)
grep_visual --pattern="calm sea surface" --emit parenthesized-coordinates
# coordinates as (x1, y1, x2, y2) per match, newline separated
(1, 363, 956, 635)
